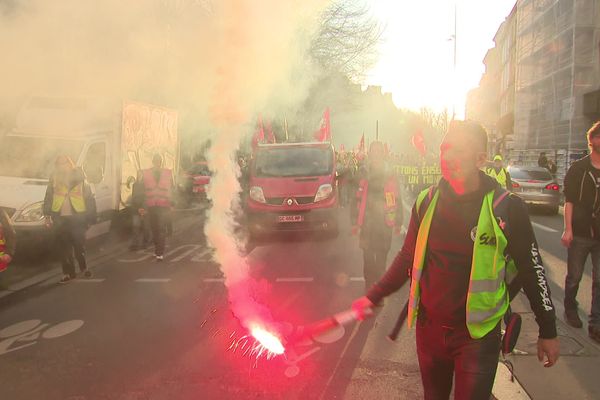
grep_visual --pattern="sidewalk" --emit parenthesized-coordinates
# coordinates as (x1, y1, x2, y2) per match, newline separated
(507, 294, 600, 399)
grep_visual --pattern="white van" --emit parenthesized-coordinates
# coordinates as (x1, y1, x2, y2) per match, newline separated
(0, 97, 179, 243)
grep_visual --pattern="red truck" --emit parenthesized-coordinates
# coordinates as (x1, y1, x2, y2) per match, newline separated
(246, 142, 338, 240)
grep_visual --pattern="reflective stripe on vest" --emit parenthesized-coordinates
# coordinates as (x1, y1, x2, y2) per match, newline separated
(356, 177, 399, 227)
(144, 168, 172, 208)
(51, 183, 86, 213)
(485, 167, 507, 188)
(408, 187, 517, 339)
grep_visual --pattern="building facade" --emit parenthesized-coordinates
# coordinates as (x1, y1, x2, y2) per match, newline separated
(469, 0, 600, 177)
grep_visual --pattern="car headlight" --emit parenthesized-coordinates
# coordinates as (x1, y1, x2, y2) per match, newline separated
(249, 186, 266, 203)
(15, 201, 45, 222)
(314, 184, 333, 202)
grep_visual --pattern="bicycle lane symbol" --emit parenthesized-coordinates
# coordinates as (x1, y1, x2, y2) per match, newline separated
(0, 319, 84, 356)
(282, 323, 346, 378)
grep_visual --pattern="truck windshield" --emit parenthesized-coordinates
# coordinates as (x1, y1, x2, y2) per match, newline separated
(254, 146, 333, 177)
(0, 135, 84, 179)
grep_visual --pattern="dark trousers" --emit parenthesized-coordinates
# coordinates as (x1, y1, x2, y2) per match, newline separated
(363, 248, 388, 288)
(565, 236, 600, 326)
(55, 217, 88, 277)
(416, 316, 501, 400)
(131, 213, 152, 248)
(148, 207, 169, 256)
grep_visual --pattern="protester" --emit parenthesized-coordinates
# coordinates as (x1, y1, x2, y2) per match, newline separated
(129, 176, 152, 251)
(485, 154, 512, 191)
(538, 152, 549, 169)
(134, 153, 174, 261)
(561, 120, 600, 344)
(351, 141, 403, 289)
(353, 120, 559, 399)
(0, 207, 16, 289)
(43, 156, 97, 283)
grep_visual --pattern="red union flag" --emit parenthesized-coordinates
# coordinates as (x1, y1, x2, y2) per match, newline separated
(355, 133, 365, 160)
(314, 108, 331, 142)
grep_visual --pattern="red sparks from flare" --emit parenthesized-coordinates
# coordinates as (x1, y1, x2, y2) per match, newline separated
(227, 325, 285, 361)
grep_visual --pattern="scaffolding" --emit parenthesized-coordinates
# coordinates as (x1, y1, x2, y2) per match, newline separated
(512, 0, 600, 177)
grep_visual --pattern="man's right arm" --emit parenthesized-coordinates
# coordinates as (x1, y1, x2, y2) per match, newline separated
(562, 164, 579, 247)
(365, 203, 419, 304)
(562, 202, 574, 247)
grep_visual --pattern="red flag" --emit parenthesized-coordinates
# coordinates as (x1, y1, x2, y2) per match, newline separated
(356, 133, 365, 160)
(252, 116, 265, 149)
(314, 108, 331, 142)
(411, 129, 426, 157)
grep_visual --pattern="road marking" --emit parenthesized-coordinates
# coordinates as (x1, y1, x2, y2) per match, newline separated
(192, 248, 213, 262)
(275, 277, 314, 283)
(0, 320, 84, 356)
(531, 222, 559, 233)
(492, 362, 531, 399)
(203, 278, 225, 283)
(73, 279, 105, 283)
(318, 322, 361, 400)
(135, 278, 171, 283)
(169, 244, 204, 262)
(349, 277, 365, 282)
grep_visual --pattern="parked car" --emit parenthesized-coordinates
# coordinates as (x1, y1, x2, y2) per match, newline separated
(177, 161, 211, 204)
(246, 142, 338, 240)
(507, 165, 561, 214)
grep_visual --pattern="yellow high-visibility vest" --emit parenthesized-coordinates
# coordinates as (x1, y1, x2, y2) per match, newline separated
(51, 182, 86, 213)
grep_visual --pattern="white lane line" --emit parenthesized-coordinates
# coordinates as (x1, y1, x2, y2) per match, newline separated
(275, 277, 315, 283)
(349, 277, 365, 282)
(135, 278, 171, 283)
(203, 278, 225, 283)
(531, 222, 559, 233)
(492, 362, 531, 399)
(74, 278, 106, 283)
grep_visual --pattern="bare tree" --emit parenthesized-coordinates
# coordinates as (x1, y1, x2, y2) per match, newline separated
(310, 0, 382, 82)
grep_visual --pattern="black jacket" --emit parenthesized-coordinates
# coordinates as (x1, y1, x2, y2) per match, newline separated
(367, 173, 557, 339)
(43, 168, 97, 225)
(563, 155, 600, 238)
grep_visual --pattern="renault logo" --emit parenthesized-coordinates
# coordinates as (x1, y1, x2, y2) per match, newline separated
(287, 198, 293, 206)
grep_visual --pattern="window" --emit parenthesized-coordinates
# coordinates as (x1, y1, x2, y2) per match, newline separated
(83, 142, 106, 184)
(254, 147, 333, 178)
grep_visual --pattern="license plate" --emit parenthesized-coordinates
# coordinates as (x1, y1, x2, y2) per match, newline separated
(278, 215, 303, 223)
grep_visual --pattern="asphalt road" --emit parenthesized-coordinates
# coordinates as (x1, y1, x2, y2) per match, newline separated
(1, 202, 599, 399)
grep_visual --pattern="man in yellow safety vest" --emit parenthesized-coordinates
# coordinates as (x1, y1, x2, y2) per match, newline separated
(485, 154, 512, 191)
(43, 155, 97, 283)
(352, 120, 559, 399)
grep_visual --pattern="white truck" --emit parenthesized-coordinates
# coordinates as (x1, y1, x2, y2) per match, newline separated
(0, 96, 179, 243)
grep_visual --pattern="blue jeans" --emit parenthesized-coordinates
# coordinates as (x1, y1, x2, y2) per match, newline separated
(565, 236, 600, 326)
(416, 315, 501, 400)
